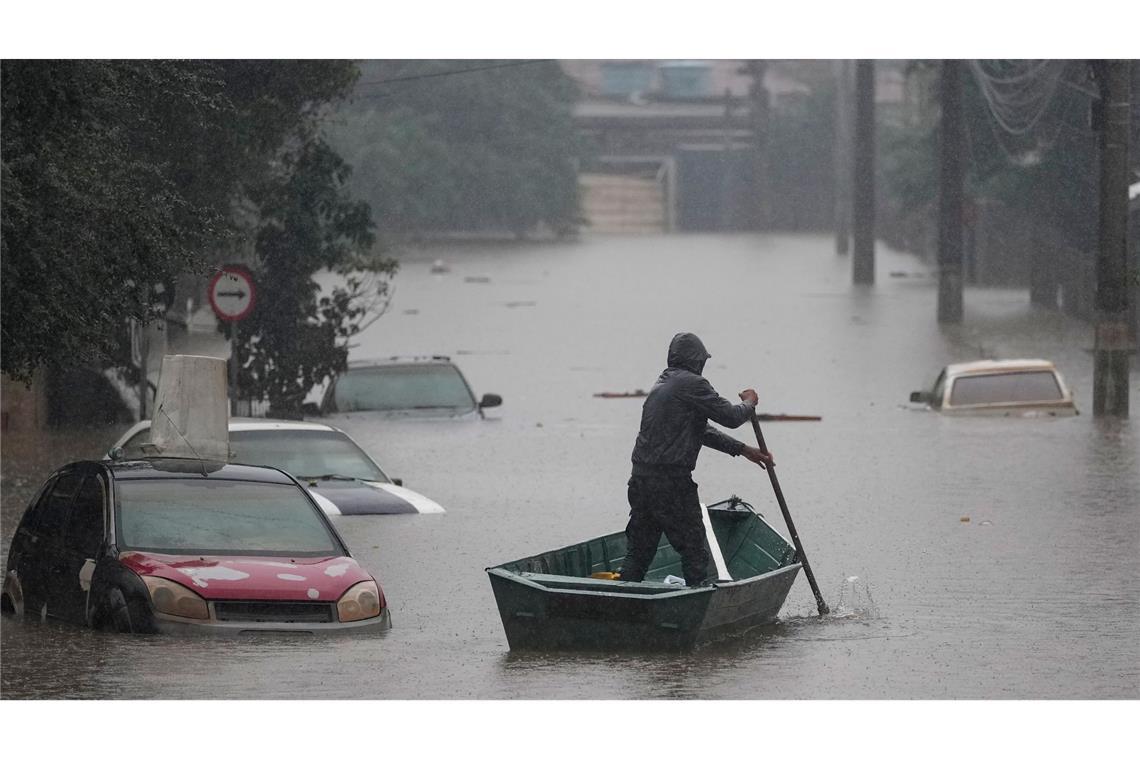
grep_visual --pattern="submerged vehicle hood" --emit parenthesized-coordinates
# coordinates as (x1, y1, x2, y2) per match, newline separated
(119, 552, 372, 602)
(322, 407, 479, 421)
(303, 479, 446, 515)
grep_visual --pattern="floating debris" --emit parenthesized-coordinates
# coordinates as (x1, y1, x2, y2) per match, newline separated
(960, 516, 971, 523)
(403, 309, 420, 315)
(505, 301, 537, 308)
(464, 276, 491, 284)
(594, 389, 648, 398)
(430, 259, 450, 274)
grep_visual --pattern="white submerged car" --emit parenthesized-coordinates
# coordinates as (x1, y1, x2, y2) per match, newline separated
(909, 359, 1078, 417)
(109, 419, 446, 515)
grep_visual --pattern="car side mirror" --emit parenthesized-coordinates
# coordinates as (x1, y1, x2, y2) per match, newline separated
(108, 446, 124, 461)
(910, 391, 929, 404)
(479, 393, 502, 409)
(301, 402, 321, 417)
(391, 478, 403, 487)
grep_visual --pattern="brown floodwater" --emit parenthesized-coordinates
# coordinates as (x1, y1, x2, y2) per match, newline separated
(3, 233, 1137, 698)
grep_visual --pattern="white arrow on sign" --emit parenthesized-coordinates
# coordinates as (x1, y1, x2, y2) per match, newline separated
(208, 266, 256, 322)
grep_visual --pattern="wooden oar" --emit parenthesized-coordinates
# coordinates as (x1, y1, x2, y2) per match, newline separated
(750, 410, 830, 615)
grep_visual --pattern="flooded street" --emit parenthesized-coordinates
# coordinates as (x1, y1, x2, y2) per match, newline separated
(3, 232, 1138, 698)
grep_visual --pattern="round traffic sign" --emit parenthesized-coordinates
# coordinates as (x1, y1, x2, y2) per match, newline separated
(208, 266, 256, 322)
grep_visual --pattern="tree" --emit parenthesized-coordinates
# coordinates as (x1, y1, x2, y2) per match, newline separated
(1, 61, 232, 382)
(327, 60, 583, 236)
(237, 137, 394, 414)
(2, 60, 396, 412)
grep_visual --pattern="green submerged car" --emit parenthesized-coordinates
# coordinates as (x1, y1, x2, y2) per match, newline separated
(486, 497, 801, 651)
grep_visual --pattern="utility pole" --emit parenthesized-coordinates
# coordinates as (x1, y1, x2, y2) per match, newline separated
(938, 60, 965, 323)
(833, 59, 852, 254)
(853, 60, 876, 284)
(743, 60, 772, 231)
(1091, 60, 1131, 417)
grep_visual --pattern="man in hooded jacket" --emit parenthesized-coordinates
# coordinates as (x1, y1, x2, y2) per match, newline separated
(621, 332, 774, 587)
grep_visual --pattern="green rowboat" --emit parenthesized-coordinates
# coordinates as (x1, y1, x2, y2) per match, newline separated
(486, 497, 801, 650)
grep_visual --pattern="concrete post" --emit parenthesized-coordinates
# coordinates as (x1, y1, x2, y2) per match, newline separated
(853, 60, 876, 284)
(1092, 60, 1131, 417)
(938, 60, 965, 323)
(834, 59, 852, 254)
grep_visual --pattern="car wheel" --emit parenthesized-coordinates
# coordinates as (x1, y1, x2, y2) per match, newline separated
(99, 588, 136, 633)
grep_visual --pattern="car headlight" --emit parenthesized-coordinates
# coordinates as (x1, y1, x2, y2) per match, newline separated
(142, 576, 209, 620)
(337, 580, 383, 622)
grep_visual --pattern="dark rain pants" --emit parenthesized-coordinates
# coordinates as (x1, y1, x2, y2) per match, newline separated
(620, 475, 710, 587)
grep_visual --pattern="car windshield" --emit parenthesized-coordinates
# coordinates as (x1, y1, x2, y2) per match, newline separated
(229, 429, 387, 481)
(331, 364, 476, 412)
(116, 479, 341, 556)
(949, 371, 1064, 406)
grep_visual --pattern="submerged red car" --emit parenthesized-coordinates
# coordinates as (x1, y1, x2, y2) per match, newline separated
(1, 458, 391, 634)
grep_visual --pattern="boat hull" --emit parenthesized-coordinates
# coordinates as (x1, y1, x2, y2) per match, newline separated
(488, 563, 800, 651)
(487, 498, 801, 651)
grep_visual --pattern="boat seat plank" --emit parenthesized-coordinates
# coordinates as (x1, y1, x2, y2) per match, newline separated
(519, 572, 695, 595)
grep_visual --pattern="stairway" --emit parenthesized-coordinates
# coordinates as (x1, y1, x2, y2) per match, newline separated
(579, 173, 667, 234)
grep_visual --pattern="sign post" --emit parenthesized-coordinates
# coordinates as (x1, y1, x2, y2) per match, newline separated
(208, 266, 256, 415)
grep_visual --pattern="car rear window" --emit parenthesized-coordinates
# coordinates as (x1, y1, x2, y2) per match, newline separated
(949, 371, 1063, 406)
(331, 364, 476, 412)
(116, 479, 341, 556)
(229, 429, 386, 481)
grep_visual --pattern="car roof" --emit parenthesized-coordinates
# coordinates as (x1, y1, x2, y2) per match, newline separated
(106, 458, 297, 484)
(944, 359, 1059, 378)
(228, 418, 340, 433)
(125, 418, 343, 434)
(345, 355, 454, 368)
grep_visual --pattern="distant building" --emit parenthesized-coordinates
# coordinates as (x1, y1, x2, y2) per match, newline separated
(561, 59, 907, 234)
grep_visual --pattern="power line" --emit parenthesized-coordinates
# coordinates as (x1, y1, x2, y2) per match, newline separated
(355, 59, 556, 88)
(968, 60, 1069, 137)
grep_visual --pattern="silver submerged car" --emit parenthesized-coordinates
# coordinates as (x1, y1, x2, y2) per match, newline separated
(319, 356, 502, 419)
(109, 419, 446, 515)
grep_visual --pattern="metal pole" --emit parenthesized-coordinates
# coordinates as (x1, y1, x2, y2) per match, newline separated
(137, 320, 149, 420)
(229, 321, 239, 417)
(938, 60, 965, 323)
(853, 60, 876, 284)
(1092, 60, 1131, 417)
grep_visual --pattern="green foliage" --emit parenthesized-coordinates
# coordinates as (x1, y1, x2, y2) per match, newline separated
(2, 60, 395, 410)
(879, 62, 1101, 257)
(769, 81, 839, 230)
(1, 61, 232, 382)
(328, 61, 583, 236)
(238, 137, 394, 412)
(204, 61, 396, 414)
(963, 69, 1099, 253)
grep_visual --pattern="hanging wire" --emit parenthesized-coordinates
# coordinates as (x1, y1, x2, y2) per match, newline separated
(966, 59, 1077, 165)
(355, 60, 556, 88)
(967, 60, 1070, 136)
